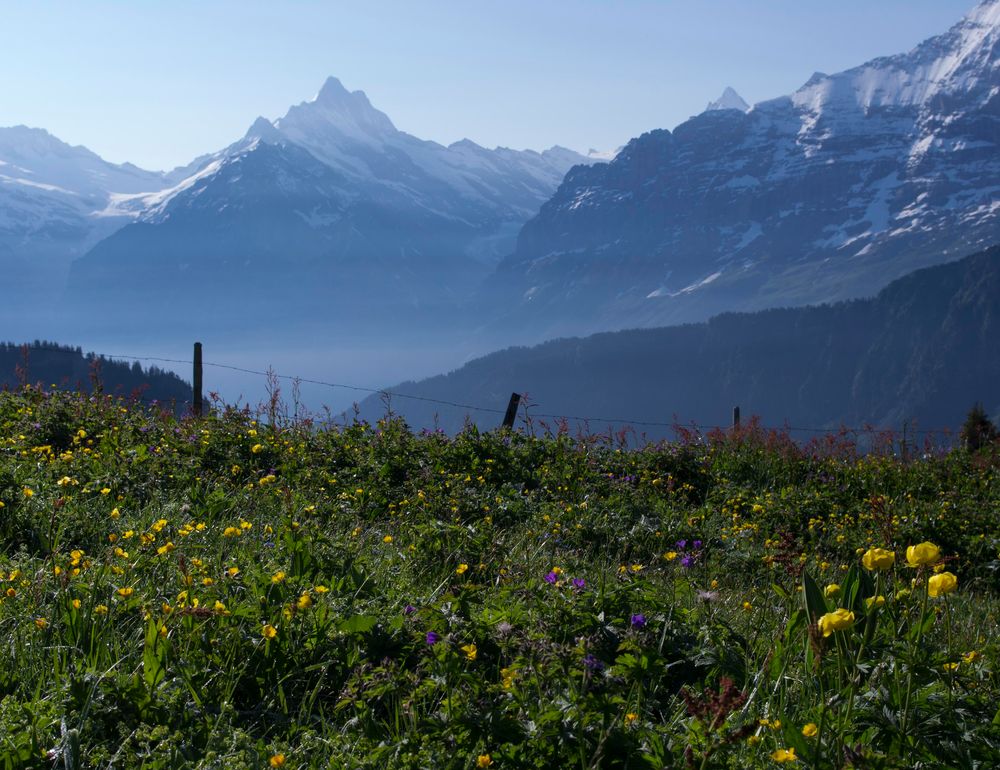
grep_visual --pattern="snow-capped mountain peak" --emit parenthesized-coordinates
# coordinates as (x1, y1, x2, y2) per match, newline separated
(791, 0, 999, 112)
(705, 87, 750, 113)
(274, 76, 397, 148)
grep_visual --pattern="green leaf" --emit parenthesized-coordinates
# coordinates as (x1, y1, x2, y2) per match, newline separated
(338, 615, 378, 635)
(802, 571, 827, 623)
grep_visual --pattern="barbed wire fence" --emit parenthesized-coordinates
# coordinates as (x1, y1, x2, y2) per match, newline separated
(2, 341, 965, 450)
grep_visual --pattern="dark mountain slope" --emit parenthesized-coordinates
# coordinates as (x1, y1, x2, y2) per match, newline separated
(361, 245, 1000, 437)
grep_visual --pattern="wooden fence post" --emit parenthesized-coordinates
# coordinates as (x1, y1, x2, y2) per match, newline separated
(502, 392, 522, 429)
(193, 342, 203, 417)
(732, 406, 740, 430)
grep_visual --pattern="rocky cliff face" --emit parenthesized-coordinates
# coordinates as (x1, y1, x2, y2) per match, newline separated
(485, 1, 1000, 340)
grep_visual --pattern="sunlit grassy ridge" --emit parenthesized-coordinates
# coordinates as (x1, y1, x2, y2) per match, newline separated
(1, 387, 999, 769)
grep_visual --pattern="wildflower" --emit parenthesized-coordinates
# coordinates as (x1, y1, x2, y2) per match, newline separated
(572, 578, 586, 590)
(943, 662, 960, 672)
(630, 613, 646, 629)
(743, 601, 753, 611)
(664, 551, 678, 561)
(824, 583, 841, 598)
(583, 654, 604, 672)
(462, 643, 477, 661)
(802, 723, 818, 738)
(382, 535, 393, 544)
(426, 631, 440, 645)
(296, 593, 313, 610)
(771, 747, 797, 762)
(544, 571, 558, 584)
(94, 604, 108, 615)
(100, 488, 111, 495)
(747, 735, 761, 746)
(110, 507, 120, 519)
(156, 542, 175, 556)
(314, 585, 329, 593)
(117, 587, 134, 598)
(624, 712, 639, 726)
(928, 571, 958, 597)
(22, 487, 33, 497)
(269, 754, 286, 767)
(252, 444, 264, 454)
(817, 608, 855, 637)
(456, 563, 469, 575)
(271, 571, 286, 584)
(862, 547, 896, 571)
(71, 599, 81, 610)
(227, 567, 240, 577)
(865, 595, 886, 610)
(34, 617, 48, 629)
(906, 542, 941, 567)
(476, 755, 493, 768)
(262, 624, 278, 640)
(963, 651, 980, 664)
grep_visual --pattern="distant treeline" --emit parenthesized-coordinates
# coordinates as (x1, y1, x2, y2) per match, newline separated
(0, 341, 190, 404)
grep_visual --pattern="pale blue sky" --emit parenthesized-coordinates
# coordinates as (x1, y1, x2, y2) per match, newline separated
(0, 0, 977, 170)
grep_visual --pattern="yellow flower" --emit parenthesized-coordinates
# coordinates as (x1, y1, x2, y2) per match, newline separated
(861, 547, 895, 571)
(664, 551, 678, 561)
(824, 583, 841, 598)
(22, 487, 34, 497)
(456, 563, 469, 575)
(382, 535, 393, 544)
(461, 643, 477, 661)
(865, 595, 886, 610)
(476, 755, 493, 768)
(156, 542, 175, 556)
(817, 608, 855, 637)
(271, 571, 286, 584)
(771, 747, 797, 762)
(906, 542, 941, 567)
(296, 593, 313, 610)
(100, 488, 111, 495)
(34, 617, 48, 629)
(963, 650, 980, 664)
(747, 735, 761, 746)
(269, 754, 286, 767)
(624, 712, 639, 726)
(71, 599, 81, 609)
(223, 526, 241, 537)
(742, 601, 752, 611)
(928, 571, 958, 597)
(942, 661, 960, 671)
(314, 585, 329, 593)
(802, 723, 818, 738)
(117, 587, 134, 598)
(262, 624, 278, 640)
(252, 444, 264, 454)
(110, 507, 120, 519)
(94, 604, 108, 615)
(227, 567, 240, 578)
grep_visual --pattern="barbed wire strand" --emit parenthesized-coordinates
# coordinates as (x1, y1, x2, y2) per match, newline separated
(3, 342, 961, 436)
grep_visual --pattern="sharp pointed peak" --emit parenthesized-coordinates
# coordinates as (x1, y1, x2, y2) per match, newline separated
(704, 87, 750, 113)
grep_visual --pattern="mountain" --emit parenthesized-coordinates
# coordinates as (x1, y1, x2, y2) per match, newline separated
(705, 87, 750, 113)
(358, 245, 1000, 437)
(483, 0, 1000, 340)
(0, 127, 180, 314)
(1, 341, 190, 405)
(64, 78, 593, 334)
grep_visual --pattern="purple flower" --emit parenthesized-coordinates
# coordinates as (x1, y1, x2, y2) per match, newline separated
(403, 604, 416, 615)
(572, 578, 586, 590)
(693, 540, 703, 550)
(676, 540, 687, 549)
(425, 631, 440, 645)
(680, 555, 695, 569)
(583, 654, 605, 672)
(630, 613, 646, 629)
(544, 571, 558, 584)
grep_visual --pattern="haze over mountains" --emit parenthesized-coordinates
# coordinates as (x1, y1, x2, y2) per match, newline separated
(2, 0, 999, 429)
(361, 245, 1000, 437)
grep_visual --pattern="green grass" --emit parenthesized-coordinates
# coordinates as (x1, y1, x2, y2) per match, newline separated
(0, 386, 999, 768)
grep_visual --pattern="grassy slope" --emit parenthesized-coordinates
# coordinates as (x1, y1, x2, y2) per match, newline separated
(0, 388, 999, 768)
